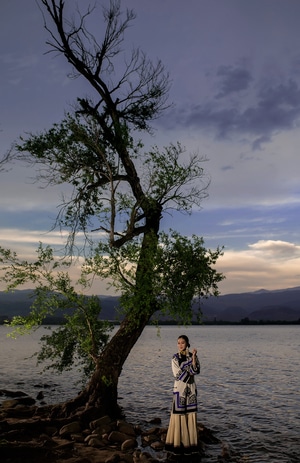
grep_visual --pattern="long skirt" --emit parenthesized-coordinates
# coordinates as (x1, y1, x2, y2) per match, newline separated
(165, 411, 198, 455)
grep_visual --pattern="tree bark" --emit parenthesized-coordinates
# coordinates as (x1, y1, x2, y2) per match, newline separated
(50, 310, 152, 420)
(52, 223, 161, 420)
(86, 311, 151, 415)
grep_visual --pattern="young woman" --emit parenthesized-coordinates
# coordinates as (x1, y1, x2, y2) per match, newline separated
(165, 334, 200, 455)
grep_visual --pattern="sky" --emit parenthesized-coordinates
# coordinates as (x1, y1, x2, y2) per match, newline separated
(1, 0, 300, 296)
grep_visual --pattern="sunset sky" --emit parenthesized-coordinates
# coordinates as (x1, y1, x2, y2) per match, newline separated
(1, 0, 300, 296)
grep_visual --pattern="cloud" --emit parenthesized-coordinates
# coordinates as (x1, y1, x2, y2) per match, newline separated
(249, 239, 300, 259)
(0, 228, 70, 258)
(251, 135, 271, 151)
(0, 52, 40, 89)
(217, 239, 300, 294)
(215, 65, 253, 98)
(162, 68, 300, 148)
(0, 227, 118, 296)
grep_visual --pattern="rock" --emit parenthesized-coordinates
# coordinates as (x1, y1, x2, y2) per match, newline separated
(221, 441, 231, 456)
(33, 383, 54, 389)
(87, 436, 105, 447)
(1, 399, 19, 408)
(105, 453, 121, 463)
(150, 440, 164, 450)
(17, 396, 36, 406)
(59, 421, 81, 436)
(121, 438, 137, 451)
(121, 454, 135, 463)
(1, 395, 36, 408)
(139, 451, 156, 463)
(149, 417, 161, 425)
(36, 391, 44, 400)
(0, 389, 29, 398)
(142, 434, 157, 444)
(117, 420, 136, 436)
(70, 433, 85, 442)
(133, 449, 142, 463)
(198, 423, 219, 444)
(108, 430, 130, 444)
(0, 401, 218, 463)
(93, 423, 113, 435)
(141, 427, 159, 435)
(44, 425, 58, 436)
(90, 414, 112, 430)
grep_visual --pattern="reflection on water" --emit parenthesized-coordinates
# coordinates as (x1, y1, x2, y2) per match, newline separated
(1, 325, 299, 462)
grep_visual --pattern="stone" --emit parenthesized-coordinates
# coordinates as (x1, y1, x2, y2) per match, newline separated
(44, 425, 58, 436)
(149, 417, 161, 425)
(121, 438, 137, 451)
(150, 440, 164, 450)
(139, 452, 155, 463)
(16, 396, 36, 406)
(36, 391, 44, 400)
(120, 454, 135, 463)
(90, 414, 112, 430)
(141, 427, 159, 435)
(0, 402, 216, 463)
(0, 389, 28, 398)
(105, 453, 121, 463)
(93, 423, 113, 435)
(59, 421, 81, 436)
(117, 420, 136, 437)
(70, 433, 85, 442)
(1, 399, 19, 408)
(142, 434, 157, 444)
(87, 436, 105, 447)
(108, 430, 130, 444)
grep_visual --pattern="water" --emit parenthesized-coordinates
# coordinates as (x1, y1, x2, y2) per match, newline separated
(0, 325, 299, 462)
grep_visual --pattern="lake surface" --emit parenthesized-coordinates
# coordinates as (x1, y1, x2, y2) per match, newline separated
(0, 325, 299, 462)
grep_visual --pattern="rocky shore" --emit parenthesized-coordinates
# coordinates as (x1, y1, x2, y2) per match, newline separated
(0, 389, 243, 463)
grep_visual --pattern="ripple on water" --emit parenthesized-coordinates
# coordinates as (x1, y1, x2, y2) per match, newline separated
(1, 325, 300, 463)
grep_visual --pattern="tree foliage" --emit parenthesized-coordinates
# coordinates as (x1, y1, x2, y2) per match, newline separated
(0, 244, 112, 380)
(0, 0, 225, 415)
(82, 230, 224, 324)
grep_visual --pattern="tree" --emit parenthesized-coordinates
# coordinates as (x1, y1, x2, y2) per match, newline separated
(0, 244, 113, 380)
(1, 0, 224, 419)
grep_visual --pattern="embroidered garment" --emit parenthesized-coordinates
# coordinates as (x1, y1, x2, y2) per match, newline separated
(165, 352, 200, 455)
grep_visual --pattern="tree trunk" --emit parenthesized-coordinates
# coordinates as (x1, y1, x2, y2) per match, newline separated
(52, 225, 161, 420)
(50, 311, 151, 421)
(86, 312, 151, 415)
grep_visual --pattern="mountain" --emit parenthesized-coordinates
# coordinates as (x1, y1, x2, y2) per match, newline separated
(199, 286, 300, 322)
(1, 287, 300, 323)
(0, 290, 120, 323)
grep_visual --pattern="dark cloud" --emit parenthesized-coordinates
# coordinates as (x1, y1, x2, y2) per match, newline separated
(215, 65, 253, 98)
(251, 135, 271, 151)
(238, 79, 300, 133)
(162, 75, 300, 147)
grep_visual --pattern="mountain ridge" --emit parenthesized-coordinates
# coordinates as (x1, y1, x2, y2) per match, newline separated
(1, 286, 300, 323)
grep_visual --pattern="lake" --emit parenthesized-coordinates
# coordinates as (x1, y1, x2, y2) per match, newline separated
(0, 325, 299, 462)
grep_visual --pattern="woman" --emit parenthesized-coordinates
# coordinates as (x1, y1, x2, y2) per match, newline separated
(165, 334, 200, 455)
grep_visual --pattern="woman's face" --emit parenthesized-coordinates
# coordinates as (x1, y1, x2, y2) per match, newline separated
(177, 337, 187, 351)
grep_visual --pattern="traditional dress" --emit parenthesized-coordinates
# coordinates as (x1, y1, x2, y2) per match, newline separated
(165, 350, 200, 455)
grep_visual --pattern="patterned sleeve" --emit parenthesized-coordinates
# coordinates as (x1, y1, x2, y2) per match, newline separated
(171, 354, 200, 382)
(192, 356, 201, 374)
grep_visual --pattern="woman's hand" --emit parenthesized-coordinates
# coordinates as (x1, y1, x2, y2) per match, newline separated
(192, 348, 197, 367)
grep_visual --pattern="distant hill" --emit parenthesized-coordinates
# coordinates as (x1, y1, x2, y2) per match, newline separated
(1, 287, 300, 323)
(0, 290, 120, 323)
(199, 286, 300, 322)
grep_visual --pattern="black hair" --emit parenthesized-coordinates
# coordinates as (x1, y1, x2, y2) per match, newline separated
(178, 334, 190, 348)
